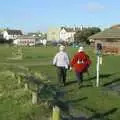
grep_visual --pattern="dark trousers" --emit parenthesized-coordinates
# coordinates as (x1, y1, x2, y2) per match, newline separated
(75, 72, 83, 85)
(57, 67, 67, 84)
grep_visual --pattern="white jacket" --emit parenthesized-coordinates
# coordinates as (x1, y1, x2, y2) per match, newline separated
(53, 51, 69, 69)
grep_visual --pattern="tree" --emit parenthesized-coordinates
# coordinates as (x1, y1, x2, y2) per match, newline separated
(38, 32, 47, 39)
(74, 27, 101, 44)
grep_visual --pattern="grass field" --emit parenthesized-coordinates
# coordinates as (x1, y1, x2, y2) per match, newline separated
(0, 45, 120, 120)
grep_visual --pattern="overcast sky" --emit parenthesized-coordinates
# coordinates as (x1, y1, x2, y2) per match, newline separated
(0, 0, 120, 32)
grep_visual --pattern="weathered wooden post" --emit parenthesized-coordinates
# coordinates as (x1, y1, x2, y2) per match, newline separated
(18, 76, 21, 85)
(26, 74, 39, 105)
(52, 106, 60, 120)
(32, 91, 37, 104)
(24, 83, 28, 90)
(31, 81, 39, 104)
(15, 74, 21, 85)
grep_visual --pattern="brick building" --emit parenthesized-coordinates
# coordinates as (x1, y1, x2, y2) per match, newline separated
(89, 25, 120, 55)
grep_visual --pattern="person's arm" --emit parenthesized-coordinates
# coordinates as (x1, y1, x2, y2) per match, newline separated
(86, 54, 92, 65)
(53, 54, 58, 66)
(70, 54, 78, 67)
(66, 53, 70, 65)
(65, 53, 70, 69)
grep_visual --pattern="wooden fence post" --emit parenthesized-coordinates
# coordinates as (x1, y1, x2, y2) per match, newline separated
(52, 106, 60, 120)
(24, 83, 28, 90)
(32, 91, 37, 104)
(18, 76, 21, 85)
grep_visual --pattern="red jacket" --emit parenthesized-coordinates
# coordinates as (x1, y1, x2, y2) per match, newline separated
(70, 51, 91, 72)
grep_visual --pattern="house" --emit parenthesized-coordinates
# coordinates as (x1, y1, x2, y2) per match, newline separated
(13, 35, 38, 46)
(89, 25, 120, 55)
(47, 26, 83, 43)
(60, 27, 75, 42)
(2, 29, 23, 40)
(60, 26, 83, 42)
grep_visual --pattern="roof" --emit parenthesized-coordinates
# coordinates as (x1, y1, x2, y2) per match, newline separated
(61, 27, 75, 32)
(110, 24, 120, 29)
(16, 35, 39, 39)
(6, 29, 23, 35)
(61, 27, 82, 32)
(89, 25, 120, 39)
(27, 33, 37, 36)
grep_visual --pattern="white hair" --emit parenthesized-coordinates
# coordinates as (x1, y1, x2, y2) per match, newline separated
(59, 45, 65, 51)
(78, 46, 84, 52)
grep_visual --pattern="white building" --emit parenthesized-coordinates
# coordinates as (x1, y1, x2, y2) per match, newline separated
(13, 36, 37, 46)
(60, 27, 75, 42)
(2, 29, 23, 40)
(47, 26, 83, 43)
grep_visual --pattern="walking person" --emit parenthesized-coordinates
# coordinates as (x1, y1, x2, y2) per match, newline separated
(53, 45, 69, 86)
(70, 46, 91, 88)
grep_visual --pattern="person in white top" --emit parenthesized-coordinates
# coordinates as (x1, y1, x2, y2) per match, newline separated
(53, 45, 69, 86)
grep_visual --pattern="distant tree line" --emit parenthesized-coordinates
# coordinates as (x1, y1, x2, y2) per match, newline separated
(28, 32, 47, 40)
(74, 27, 101, 44)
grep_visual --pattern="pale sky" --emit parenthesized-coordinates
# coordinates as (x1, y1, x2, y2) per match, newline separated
(0, 0, 120, 32)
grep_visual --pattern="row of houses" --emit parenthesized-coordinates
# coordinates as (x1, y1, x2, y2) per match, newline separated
(0, 26, 81, 46)
(47, 26, 82, 42)
(3, 29, 23, 40)
(1, 24, 120, 55)
(0, 29, 41, 46)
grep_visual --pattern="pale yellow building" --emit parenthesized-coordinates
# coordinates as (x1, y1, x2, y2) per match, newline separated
(47, 27, 60, 41)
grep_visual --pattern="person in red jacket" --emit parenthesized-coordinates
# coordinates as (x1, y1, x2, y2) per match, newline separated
(70, 46, 91, 88)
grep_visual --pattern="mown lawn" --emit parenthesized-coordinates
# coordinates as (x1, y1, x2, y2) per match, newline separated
(0, 45, 120, 120)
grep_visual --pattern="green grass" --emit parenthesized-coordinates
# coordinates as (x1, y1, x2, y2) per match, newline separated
(0, 45, 120, 120)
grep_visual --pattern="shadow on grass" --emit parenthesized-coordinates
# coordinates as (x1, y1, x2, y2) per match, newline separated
(62, 116, 87, 120)
(88, 107, 118, 120)
(66, 80, 77, 86)
(56, 97, 88, 114)
(65, 73, 116, 87)
(82, 85, 92, 88)
(62, 107, 118, 120)
(84, 106, 117, 120)
(86, 73, 116, 82)
(103, 78, 120, 87)
(66, 97, 88, 104)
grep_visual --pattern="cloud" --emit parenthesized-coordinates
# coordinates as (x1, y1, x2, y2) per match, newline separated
(82, 2, 105, 13)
